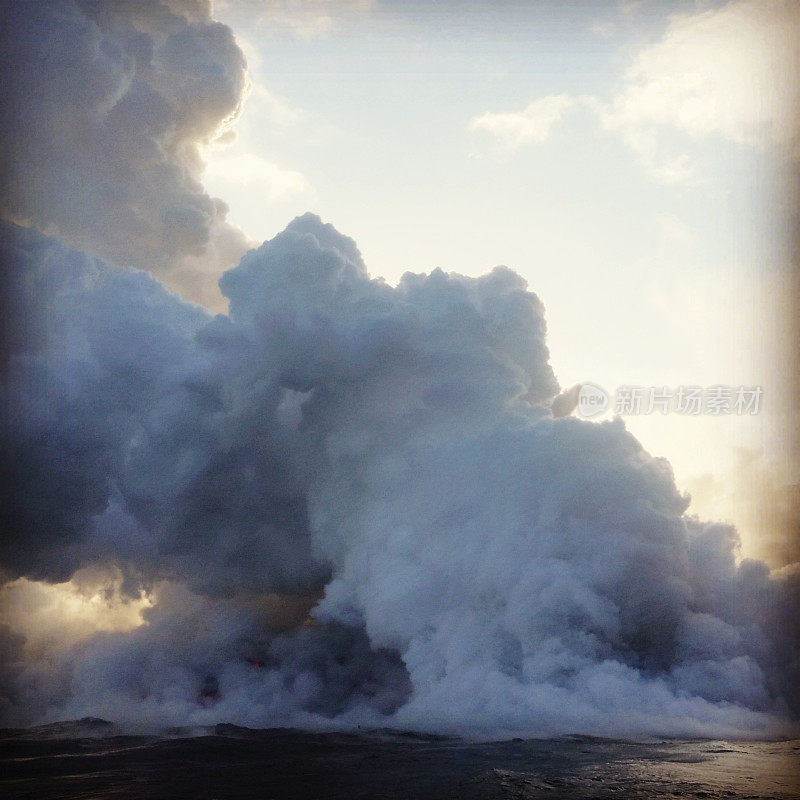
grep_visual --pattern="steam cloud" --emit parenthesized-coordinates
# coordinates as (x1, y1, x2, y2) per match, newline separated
(1, 215, 798, 738)
(0, 0, 250, 308)
(0, 0, 798, 741)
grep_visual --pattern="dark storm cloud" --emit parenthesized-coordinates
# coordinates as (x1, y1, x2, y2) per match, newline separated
(0, 215, 797, 737)
(0, 0, 250, 308)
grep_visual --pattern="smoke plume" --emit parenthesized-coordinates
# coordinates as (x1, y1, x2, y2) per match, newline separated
(0, 0, 250, 308)
(0, 0, 797, 741)
(0, 215, 797, 738)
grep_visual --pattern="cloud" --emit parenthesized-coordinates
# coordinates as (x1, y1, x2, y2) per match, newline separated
(605, 0, 799, 147)
(249, 83, 306, 128)
(470, 0, 800, 181)
(0, 215, 797, 738)
(469, 95, 575, 155)
(597, 0, 800, 180)
(550, 383, 582, 418)
(0, 0, 251, 308)
(217, 0, 374, 41)
(205, 153, 312, 202)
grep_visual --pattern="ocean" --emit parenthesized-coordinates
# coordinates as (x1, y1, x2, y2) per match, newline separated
(1, 719, 798, 799)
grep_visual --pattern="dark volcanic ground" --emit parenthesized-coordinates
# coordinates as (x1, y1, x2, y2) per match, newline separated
(0, 719, 798, 799)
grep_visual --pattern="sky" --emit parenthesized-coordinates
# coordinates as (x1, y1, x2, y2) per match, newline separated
(205, 0, 799, 565)
(0, 0, 798, 738)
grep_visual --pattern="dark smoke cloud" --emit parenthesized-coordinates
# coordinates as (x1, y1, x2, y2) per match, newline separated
(0, 216, 797, 738)
(0, 0, 250, 309)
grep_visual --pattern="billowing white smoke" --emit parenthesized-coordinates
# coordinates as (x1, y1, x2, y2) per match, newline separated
(0, 0, 250, 308)
(1, 215, 797, 738)
(0, 0, 797, 740)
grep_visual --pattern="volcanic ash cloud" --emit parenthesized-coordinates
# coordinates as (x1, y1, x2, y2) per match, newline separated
(0, 215, 798, 738)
